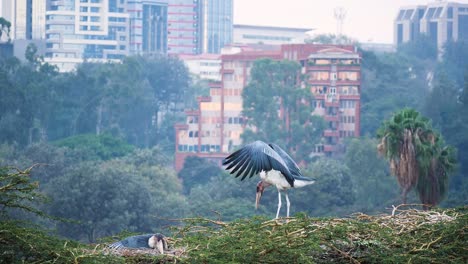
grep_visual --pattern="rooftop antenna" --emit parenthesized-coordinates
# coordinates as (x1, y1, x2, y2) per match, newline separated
(334, 7, 346, 43)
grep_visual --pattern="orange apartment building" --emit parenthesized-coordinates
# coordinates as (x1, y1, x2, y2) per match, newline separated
(174, 43, 361, 171)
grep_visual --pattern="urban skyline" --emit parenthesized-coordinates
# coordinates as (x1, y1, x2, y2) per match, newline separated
(234, 0, 468, 44)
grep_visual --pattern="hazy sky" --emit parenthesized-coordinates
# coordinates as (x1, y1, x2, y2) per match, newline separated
(233, 0, 468, 44)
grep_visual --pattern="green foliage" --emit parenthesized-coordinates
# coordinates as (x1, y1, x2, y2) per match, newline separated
(241, 58, 325, 162)
(344, 137, 400, 213)
(377, 108, 457, 206)
(0, 54, 191, 151)
(439, 41, 468, 87)
(53, 133, 134, 161)
(0, 17, 11, 41)
(0, 220, 124, 264)
(178, 156, 221, 194)
(173, 207, 467, 263)
(397, 35, 438, 61)
(360, 49, 433, 135)
(305, 33, 357, 45)
(0, 166, 48, 218)
(186, 173, 264, 221)
(426, 45, 468, 207)
(45, 151, 186, 242)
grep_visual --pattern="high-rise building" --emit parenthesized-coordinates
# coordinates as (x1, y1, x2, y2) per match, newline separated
(44, 0, 130, 71)
(174, 43, 361, 171)
(13, 0, 30, 39)
(167, 0, 203, 55)
(0, 0, 45, 41)
(31, 0, 46, 39)
(202, 0, 232, 54)
(128, 0, 168, 54)
(0, 1, 14, 42)
(394, 2, 468, 52)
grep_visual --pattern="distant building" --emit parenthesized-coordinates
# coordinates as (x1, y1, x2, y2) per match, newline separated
(128, 0, 168, 54)
(0, 0, 46, 40)
(167, 0, 203, 55)
(0, 1, 14, 43)
(167, 0, 233, 55)
(174, 43, 361, 171)
(394, 1, 468, 52)
(202, 0, 233, 54)
(233, 24, 313, 45)
(178, 53, 221, 81)
(44, 0, 130, 71)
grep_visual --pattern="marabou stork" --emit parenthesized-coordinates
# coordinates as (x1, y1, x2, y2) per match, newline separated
(223, 140, 315, 218)
(108, 233, 167, 254)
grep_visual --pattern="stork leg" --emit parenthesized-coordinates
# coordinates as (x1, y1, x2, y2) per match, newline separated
(285, 192, 290, 218)
(276, 191, 282, 219)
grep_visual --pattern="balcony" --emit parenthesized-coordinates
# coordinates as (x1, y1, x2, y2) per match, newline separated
(323, 130, 339, 137)
(324, 100, 339, 107)
(324, 115, 339, 122)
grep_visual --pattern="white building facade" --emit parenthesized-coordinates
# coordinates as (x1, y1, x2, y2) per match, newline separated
(394, 1, 468, 52)
(233, 24, 313, 45)
(44, 0, 130, 71)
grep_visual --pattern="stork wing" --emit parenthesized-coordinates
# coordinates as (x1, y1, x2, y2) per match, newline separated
(268, 143, 302, 177)
(108, 234, 153, 249)
(222, 140, 295, 187)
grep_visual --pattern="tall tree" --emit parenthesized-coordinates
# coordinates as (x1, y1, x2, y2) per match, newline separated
(0, 17, 11, 42)
(241, 58, 325, 162)
(377, 108, 456, 207)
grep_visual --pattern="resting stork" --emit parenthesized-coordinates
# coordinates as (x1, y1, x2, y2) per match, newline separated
(223, 140, 315, 218)
(108, 233, 167, 254)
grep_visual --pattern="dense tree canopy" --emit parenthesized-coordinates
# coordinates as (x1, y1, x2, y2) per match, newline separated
(0, 54, 191, 152)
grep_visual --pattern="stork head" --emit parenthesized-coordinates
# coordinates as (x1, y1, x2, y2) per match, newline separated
(148, 233, 166, 254)
(255, 181, 265, 209)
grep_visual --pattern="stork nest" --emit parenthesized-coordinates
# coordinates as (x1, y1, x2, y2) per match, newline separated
(98, 205, 466, 263)
(165, 205, 467, 263)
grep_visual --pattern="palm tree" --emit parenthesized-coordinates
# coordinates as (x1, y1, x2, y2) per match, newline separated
(416, 135, 456, 208)
(377, 108, 456, 207)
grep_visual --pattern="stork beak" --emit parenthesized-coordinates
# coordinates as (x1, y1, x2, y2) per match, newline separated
(255, 191, 263, 209)
(256, 181, 264, 209)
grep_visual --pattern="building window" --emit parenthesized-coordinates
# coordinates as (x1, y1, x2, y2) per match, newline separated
(80, 7, 88, 12)
(309, 71, 329, 81)
(90, 16, 100, 22)
(90, 7, 100, 12)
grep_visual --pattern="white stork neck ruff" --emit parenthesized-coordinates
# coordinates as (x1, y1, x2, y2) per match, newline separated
(148, 235, 165, 254)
